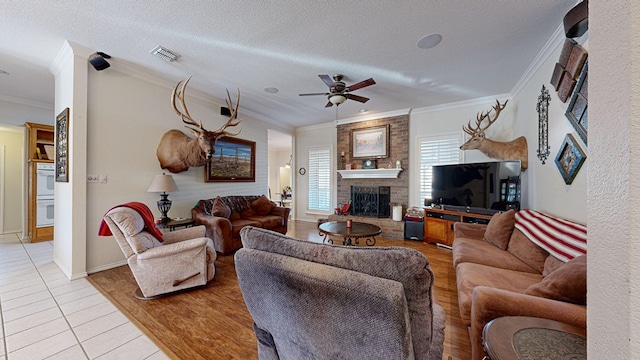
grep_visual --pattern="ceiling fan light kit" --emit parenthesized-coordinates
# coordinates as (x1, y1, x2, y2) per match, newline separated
(300, 74, 376, 108)
(329, 94, 347, 106)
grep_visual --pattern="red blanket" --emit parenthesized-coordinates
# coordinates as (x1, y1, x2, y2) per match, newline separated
(98, 202, 164, 242)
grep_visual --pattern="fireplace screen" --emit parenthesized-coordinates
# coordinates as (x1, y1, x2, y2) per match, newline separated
(350, 186, 391, 218)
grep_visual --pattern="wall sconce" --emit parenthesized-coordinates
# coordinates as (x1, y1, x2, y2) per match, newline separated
(537, 85, 551, 164)
(146, 173, 179, 223)
(340, 151, 346, 168)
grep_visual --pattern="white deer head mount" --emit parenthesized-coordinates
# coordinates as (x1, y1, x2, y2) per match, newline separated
(460, 99, 528, 170)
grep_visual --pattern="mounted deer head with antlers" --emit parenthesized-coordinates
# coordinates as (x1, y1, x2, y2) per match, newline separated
(156, 77, 242, 173)
(460, 99, 528, 170)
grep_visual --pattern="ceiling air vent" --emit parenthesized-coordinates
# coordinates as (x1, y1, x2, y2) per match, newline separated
(150, 46, 181, 62)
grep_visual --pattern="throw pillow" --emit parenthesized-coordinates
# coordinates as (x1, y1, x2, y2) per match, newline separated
(507, 228, 549, 273)
(483, 209, 515, 250)
(524, 254, 586, 305)
(252, 195, 275, 215)
(211, 196, 231, 218)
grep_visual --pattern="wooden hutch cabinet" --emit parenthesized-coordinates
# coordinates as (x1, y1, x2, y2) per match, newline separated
(25, 122, 55, 242)
(423, 207, 494, 247)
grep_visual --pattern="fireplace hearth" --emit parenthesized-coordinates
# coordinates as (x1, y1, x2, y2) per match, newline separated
(350, 186, 391, 218)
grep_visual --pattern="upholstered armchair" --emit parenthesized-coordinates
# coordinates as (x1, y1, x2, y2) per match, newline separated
(101, 206, 216, 299)
(236, 226, 446, 360)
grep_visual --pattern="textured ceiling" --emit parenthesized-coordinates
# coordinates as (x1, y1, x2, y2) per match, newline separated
(0, 1, 576, 129)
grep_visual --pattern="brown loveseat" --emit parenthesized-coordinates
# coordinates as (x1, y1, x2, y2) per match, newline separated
(192, 195, 290, 255)
(452, 209, 587, 360)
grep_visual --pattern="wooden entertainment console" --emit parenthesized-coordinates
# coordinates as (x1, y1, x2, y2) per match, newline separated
(423, 207, 494, 247)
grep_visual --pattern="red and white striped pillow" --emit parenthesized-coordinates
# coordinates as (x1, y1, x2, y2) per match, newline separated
(515, 209, 586, 262)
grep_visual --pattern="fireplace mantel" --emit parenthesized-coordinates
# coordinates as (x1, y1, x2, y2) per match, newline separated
(337, 168, 403, 179)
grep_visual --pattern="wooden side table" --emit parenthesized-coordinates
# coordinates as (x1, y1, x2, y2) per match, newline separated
(156, 218, 194, 232)
(483, 316, 586, 360)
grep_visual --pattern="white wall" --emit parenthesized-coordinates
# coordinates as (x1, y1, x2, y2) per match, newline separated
(51, 41, 89, 279)
(511, 31, 588, 223)
(0, 100, 52, 237)
(589, 1, 639, 358)
(0, 99, 53, 127)
(295, 122, 336, 222)
(83, 69, 271, 273)
(0, 128, 24, 233)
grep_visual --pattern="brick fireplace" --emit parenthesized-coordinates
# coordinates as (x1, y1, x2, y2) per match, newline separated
(350, 186, 391, 218)
(335, 114, 409, 239)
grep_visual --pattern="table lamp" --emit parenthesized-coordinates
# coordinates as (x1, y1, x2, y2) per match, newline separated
(147, 173, 179, 223)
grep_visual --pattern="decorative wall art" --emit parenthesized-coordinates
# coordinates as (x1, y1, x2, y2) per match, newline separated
(536, 85, 551, 164)
(550, 39, 588, 103)
(204, 136, 255, 182)
(565, 61, 588, 146)
(554, 133, 586, 185)
(157, 77, 242, 173)
(460, 100, 529, 170)
(350, 125, 389, 159)
(55, 107, 69, 182)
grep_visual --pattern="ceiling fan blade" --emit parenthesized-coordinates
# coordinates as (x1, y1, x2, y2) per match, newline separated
(346, 78, 376, 91)
(325, 101, 334, 108)
(345, 93, 370, 103)
(299, 92, 330, 96)
(318, 74, 334, 87)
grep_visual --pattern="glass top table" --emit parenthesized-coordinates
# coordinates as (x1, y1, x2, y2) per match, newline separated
(483, 316, 586, 360)
(318, 221, 382, 246)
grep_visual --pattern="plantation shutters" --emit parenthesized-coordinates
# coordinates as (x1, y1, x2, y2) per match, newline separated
(419, 134, 462, 202)
(308, 146, 331, 211)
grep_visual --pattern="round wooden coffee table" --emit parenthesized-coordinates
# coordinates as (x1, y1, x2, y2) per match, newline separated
(318, 221, 381, 246)
(483, 316, 586, 360)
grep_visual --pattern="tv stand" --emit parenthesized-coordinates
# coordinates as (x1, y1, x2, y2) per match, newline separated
(423, 207, 494, 246)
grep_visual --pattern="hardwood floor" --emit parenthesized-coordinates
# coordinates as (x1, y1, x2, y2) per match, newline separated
(88, 220, 471, 359)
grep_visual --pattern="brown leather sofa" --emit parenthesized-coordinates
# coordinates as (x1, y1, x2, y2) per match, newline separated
(452, 209, 587, 360)
(192, 195, 290, 255)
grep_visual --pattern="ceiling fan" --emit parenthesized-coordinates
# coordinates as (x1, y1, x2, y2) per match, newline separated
(299, 74, 376, 107)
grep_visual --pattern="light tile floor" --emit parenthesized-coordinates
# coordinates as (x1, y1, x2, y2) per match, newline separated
(0, 232, 169, 360)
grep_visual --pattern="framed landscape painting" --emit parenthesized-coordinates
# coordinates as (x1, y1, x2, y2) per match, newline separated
(205, 136, 255, 182)
(350, 125, 390, 159)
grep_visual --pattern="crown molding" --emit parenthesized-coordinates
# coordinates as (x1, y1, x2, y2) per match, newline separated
(296, 120, 335, 132)
(510, 24, 566, 98)
(106, 58, 293, 130)
(335, 108, 411, 126)
(411, 93, 511, 115)
(0, 94, 53, 110)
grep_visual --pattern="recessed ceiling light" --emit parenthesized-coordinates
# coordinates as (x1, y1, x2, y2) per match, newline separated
(150, 46, 181, 62)
(0, 69, 9, 75)
(359, 109, 367, 113)
(417, 33, 443, 49)
(264, 87, 279, 94)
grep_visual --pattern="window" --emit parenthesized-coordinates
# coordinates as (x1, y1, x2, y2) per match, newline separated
(308, 146, 331, 211)
(419, 134, 462, 202)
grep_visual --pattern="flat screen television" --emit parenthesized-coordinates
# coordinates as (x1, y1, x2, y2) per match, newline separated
(430, 160, 521, 212)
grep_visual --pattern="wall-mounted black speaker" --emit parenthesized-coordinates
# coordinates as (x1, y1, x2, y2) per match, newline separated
(89, 52, 111, 71)
(220, 107, 231, 117)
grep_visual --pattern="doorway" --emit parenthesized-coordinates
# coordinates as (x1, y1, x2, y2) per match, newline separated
(267, 130, 293, 218)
